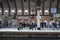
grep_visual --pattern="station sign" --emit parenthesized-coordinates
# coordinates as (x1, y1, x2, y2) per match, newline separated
(51, 8, 57, 14)
(54, 14, 60, 17)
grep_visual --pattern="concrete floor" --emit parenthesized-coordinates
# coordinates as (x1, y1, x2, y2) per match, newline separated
(0, 27, 60, 32)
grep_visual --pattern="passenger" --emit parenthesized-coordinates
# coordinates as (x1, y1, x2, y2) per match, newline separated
(49, 19, 55, 29)
(56, 21, 59, 29)
(22, 22, 29, 27)
(19, 22, 23, 28)
(22, 22, 26, 27)
(28, 23, 30, 27)
(44, 20, 49, 28)
(25, 22, 30, 27)
(18, 22, 23, 30)
(11, 17, 19, 27)
(0, 21, 2, 28)
(30, 21, 37, 30)
(3, 17, 8, 27)
(59, 21, 60, 28)
(8, 19, 12, 27)
(0, 18, 2, 28)
(53, 21, 56, 29)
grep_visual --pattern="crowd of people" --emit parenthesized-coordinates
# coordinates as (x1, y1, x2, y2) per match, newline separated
(41, 19, 60, 30)
(0, 16, 37, 30)
(0, 16, 60, 30)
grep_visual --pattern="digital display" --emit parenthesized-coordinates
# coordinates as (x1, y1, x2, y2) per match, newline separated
(51, 8, 57, 13)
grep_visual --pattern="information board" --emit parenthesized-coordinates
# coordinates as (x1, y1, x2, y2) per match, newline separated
(51, 8, 57, 14)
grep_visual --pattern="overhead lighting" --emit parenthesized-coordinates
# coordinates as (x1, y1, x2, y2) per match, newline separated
(18, 10, 22, 12)
(39, 10, 42, 12)
(45, 10, 49, 12)
(5, 10, 8, 12)
(0, 10, 1, 12)
(11, 10, 15, 13)
(24, 10, 28, 12)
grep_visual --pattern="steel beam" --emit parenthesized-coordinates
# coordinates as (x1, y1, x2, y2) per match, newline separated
(56, 0, 59, 13)
(49, 0, 52, 15)
(0, 1, 3, 15)
(42, 0, 44, 15)
(6, 0, 10, 16)
(28, 0, 30, 16)
(14, 0, 17, 16)
(21, 0, 24, 15)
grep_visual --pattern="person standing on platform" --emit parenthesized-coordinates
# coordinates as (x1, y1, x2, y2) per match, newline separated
(0, 18, 2, 28)
(3, 17, 8, 28)
(30, 21, 37, 30)
(49, 19, 55, 29)
(44, 20, 49, 28)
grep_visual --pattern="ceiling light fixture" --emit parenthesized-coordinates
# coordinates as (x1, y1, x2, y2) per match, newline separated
(5, 10, 8, 12)
(39, 10, 42, 12)
(18, 10, 22, 12)
(24, 10, 28, 12)
(45, 10, 49, 12)
(11, 10, 15, 13)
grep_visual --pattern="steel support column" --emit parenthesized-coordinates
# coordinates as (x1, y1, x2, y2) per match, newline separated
(49, 0, 52, 15)
(6, 0, 10, 16)
(28, 0, 30, 16)
(36, 0, 41, 29)
(0, 1, 3, 15)
(14, 0, 17, 16)
(42, 0, 44, 15)
(21, 0, 24, 15)
(56, 0, 59, 13)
